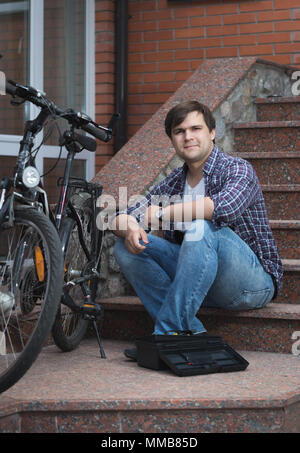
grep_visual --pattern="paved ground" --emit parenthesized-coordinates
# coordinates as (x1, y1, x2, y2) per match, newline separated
(1, 338, 300, 433)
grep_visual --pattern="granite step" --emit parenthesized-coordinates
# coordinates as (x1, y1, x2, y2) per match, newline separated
(233, 121, 300, 153)
(1, 338, 300, 433)
(233, 151, 300, 185)
(269, 220, 300, 260)
(98, 296, 300, 354)
(261, 184, 300, 219)
(255, 96, 300, 122)
(277, 259, 300, 305)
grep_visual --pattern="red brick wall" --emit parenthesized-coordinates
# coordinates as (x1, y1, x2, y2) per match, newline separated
(95, 0, 300, 171)
(95, 0, 116, 173)
(0, 12, 28, 136)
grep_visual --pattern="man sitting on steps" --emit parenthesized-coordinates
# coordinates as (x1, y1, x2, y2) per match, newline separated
(112, 100, 283, 360)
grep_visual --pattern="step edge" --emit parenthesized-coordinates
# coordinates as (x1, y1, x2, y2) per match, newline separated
(255, 96, 300, 104)
(282, 258, 300, 271)
(233, 121, 300, 129)
(232, 151, 300, 158)
(98, 297, 300, 320)
(1, 387, 300, 413)
(269, 219, 300, 229)
(98, 296, 146, 311)
(199, 303, 300, 320)
(261, 184, 300, 191)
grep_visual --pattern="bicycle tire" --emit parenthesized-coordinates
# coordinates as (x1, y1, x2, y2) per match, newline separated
(0, 207, 64, 393)
(51, 193, 103, 351)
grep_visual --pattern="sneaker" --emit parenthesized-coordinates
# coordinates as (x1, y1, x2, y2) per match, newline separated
(166, 330, 207, 336)
(124, 348, 137, 361)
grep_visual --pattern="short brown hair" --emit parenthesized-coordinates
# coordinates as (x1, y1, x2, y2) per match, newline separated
(164, 100, 216, 138)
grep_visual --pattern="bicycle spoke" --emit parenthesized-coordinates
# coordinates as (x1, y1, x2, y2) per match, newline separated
(0, 208, 63, 392)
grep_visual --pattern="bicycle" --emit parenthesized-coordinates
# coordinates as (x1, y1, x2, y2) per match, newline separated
(0, 79, 117, 393)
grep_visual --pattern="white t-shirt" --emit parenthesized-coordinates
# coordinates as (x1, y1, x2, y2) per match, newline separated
(175, 177, 205, 232)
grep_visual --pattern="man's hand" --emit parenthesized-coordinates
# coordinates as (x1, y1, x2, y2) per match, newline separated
(112, 213, 150, 254)
(125, 225, 150, 254)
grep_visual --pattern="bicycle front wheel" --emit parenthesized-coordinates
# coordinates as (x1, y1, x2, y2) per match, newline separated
(0, 207, 64, 393)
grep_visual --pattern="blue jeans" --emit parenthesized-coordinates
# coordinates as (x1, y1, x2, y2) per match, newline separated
(114, 220, 274, 335)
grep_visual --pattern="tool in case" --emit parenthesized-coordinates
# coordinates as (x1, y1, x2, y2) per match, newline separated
(135, 334, 249, 376)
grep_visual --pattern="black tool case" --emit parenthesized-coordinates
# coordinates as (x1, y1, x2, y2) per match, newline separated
(135, 335, 249, 376)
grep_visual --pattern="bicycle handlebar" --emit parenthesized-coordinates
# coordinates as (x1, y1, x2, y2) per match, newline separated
(5, 80, 18, 97)
(5, 80, 117, 143)
(81, 122, 111, 142)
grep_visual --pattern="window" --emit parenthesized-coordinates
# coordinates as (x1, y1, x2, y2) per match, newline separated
(0, 0, 95, 202)
(0, 0, 30, 137)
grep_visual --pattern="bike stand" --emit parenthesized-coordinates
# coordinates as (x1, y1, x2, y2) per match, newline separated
(61, 288, 107, 358)
(82, 301, 106, 359)
(92, 320, 106, 359)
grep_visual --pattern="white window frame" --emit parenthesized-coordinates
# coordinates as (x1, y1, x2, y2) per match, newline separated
(0, 0, 95, 181)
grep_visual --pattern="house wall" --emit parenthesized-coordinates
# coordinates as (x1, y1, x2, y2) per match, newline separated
(94, 0, 300, 172)
(95, 0, 116, 172)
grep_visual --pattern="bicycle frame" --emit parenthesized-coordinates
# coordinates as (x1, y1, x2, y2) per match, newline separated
(51, 136, 106, 358)
(0, 78, 114, 366)
(54, 133, 102, 266)
(0, 118, 100, 312)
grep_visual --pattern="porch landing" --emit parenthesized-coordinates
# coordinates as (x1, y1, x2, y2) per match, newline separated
(0, 338, 300, 433)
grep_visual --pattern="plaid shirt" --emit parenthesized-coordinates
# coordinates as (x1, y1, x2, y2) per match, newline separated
(122, 145, 283, 296)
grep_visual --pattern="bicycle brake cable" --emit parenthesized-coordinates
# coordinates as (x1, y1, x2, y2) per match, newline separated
(40, 145, 63, 178)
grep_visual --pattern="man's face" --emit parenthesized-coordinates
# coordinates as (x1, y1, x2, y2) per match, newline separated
(171, 111, 215, 165)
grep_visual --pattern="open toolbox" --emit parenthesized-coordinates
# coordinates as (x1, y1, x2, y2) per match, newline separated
(135, 334, 249, 376)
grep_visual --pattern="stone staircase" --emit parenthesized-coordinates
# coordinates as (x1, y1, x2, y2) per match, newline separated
(98, 95, 300, 355)
(2, 58, 300, 434)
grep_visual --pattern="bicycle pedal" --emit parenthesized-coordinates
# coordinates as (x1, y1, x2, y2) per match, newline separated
(81, 302, 103, 320)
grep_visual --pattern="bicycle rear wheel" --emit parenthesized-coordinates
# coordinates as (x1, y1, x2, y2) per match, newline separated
(52, 193, 103, 351)
(0, 207, 63, 393)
